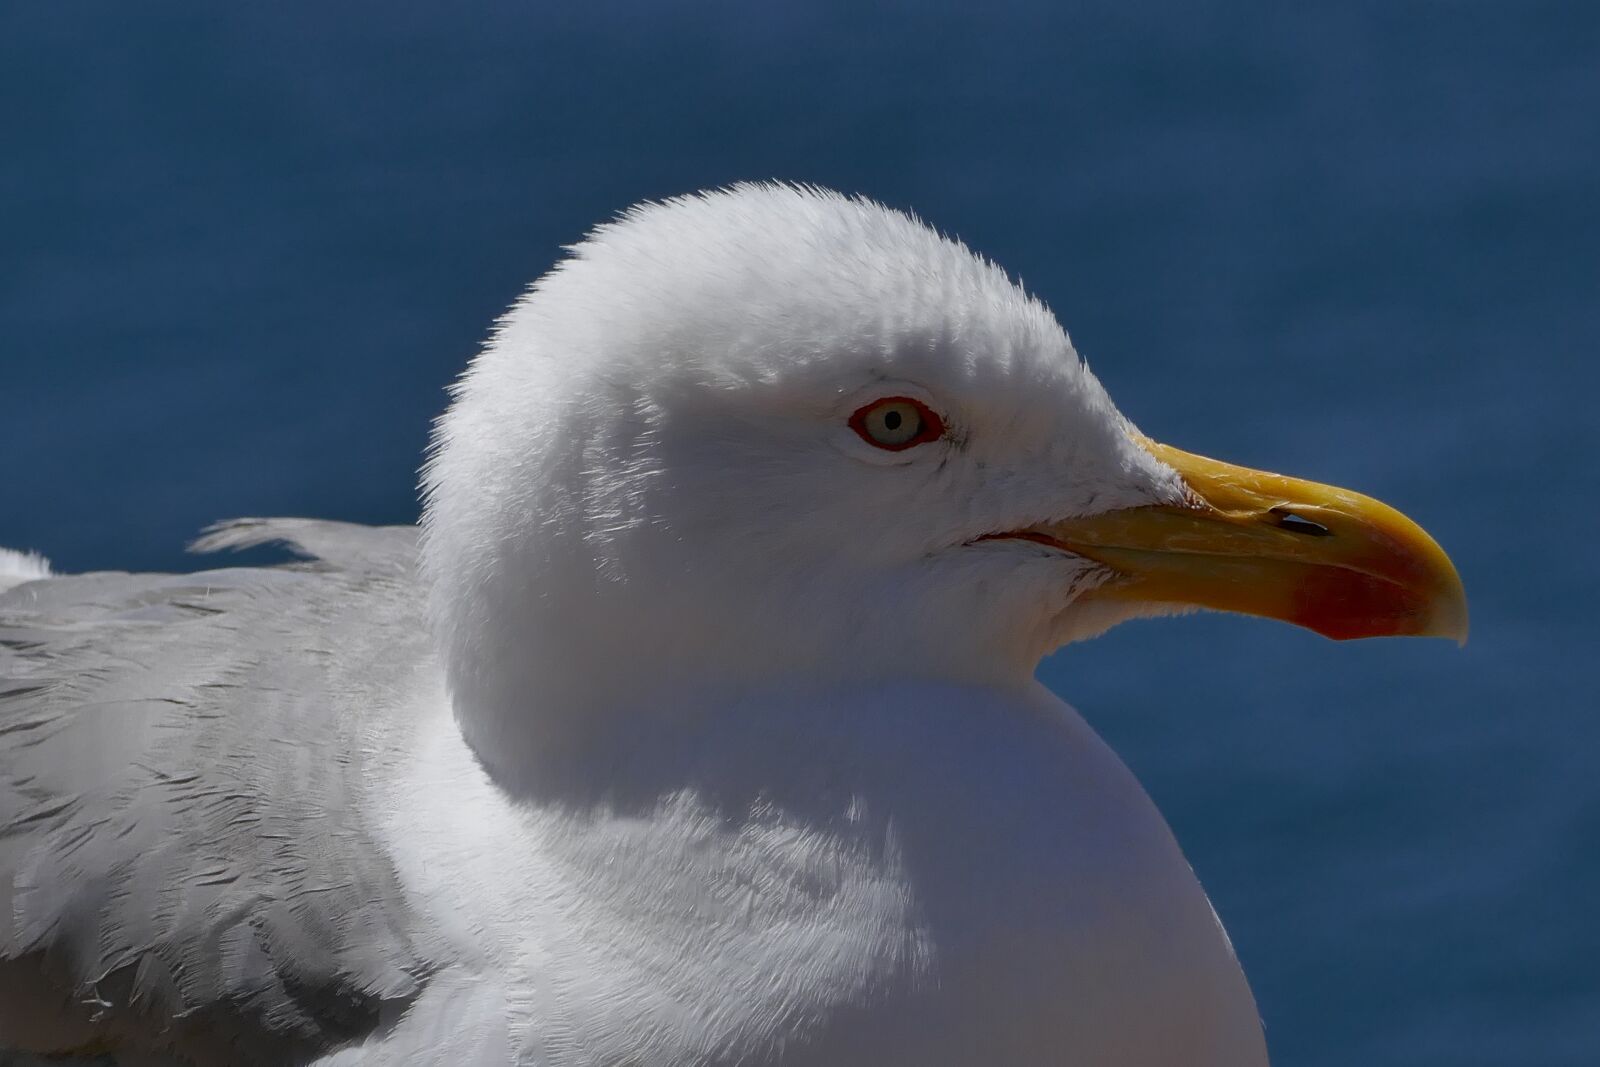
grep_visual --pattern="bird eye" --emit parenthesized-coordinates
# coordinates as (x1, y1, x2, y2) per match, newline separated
(849, 396, 944, 451)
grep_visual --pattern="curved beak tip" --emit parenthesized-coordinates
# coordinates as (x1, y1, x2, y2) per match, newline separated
(1431, 571, 1471, 648)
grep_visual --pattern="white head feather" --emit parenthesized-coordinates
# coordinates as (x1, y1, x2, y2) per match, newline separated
(421, 184, 1186, 784)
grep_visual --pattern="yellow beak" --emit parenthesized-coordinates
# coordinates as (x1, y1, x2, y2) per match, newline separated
(1030, 438, 1468, 642)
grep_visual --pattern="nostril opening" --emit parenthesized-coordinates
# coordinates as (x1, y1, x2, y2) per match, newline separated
(1270, 507, 1331, 536)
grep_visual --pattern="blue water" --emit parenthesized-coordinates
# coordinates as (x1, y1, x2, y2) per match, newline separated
(3, 3, 1595, 1062)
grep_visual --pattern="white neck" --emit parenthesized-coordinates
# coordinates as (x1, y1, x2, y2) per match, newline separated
(381, 674, 1267, 1065)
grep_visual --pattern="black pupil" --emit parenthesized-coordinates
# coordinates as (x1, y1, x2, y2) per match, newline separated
(883, 409, 904, 431)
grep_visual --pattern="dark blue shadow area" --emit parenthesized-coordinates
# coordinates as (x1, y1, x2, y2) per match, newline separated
(3, 2, 1595, 1063)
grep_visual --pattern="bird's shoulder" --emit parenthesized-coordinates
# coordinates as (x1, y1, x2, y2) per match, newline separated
(0, 520, 444, 1065)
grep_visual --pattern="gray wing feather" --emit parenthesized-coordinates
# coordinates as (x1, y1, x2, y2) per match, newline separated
(0, 521, 445, 1066)
(187, 519, 417, 577)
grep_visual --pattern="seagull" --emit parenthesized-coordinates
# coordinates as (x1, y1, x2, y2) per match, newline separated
(0, 184, 1465, 1066)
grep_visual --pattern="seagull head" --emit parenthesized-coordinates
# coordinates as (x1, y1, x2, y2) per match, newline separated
(422, 184, 1465, 777)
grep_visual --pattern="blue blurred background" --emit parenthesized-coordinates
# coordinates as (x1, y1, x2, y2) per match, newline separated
(3, 2, 1595, 1062)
